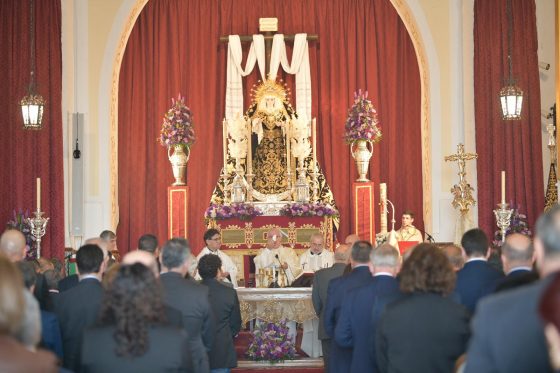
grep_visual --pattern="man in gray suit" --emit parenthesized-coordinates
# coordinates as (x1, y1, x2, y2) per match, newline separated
(466, 206, 560, 373)
(312, 243, 350, 371)
(160, 238, 214, 373)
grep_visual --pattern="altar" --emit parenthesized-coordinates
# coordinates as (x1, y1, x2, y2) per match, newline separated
(236, 287, 316, 326)
(208, 215, 334, 286)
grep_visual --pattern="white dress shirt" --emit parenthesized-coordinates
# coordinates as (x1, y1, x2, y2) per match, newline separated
(195, 246, 238, 288)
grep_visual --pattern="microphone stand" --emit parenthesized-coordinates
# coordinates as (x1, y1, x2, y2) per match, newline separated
(416, 227, 436, 243)
(273, 254, 290, 288)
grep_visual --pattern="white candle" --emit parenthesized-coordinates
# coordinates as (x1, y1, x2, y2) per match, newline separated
(501, 171, 506, 204)
(286, 121, 291, 173)
(223, 119, 228, 173)
(247, 120, 252, 175)
(312, 118, 317, 172)
(380, 183, 388, 234)
(36, 177, 41, 211)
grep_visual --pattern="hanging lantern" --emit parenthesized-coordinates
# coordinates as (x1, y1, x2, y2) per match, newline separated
(498, 0, 523, 121)
(499, 79, 523, 120)
(20, 0, 46, 130)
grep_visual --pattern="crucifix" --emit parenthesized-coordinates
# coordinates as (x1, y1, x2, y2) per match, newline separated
(445, 143, 478, 214)
(445, 143, 478, 185)
(219, 18, 318, 74)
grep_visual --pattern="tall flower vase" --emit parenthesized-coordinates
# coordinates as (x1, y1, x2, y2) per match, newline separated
(168, 144, 190, 186)
(351, 139, 373, 182)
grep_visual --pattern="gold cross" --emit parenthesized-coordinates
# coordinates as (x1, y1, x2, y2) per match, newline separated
(445, 144, 478, 184)
(445, 143, 478, 214)
(219, 18, 318, 73)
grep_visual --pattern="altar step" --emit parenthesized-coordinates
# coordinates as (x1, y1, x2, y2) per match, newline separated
(233, 358, 324, 372)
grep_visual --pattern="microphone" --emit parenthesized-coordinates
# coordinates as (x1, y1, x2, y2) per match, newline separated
(416, 227, 436, 243)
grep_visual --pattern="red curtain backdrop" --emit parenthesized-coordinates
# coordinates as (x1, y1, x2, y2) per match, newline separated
(474, 0, 544, 237)
(118, 0, 422, 254)
(0, 0, 64, 258)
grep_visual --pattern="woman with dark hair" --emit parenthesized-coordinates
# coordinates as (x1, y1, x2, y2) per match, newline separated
(376, 243, 470, 373)
(81, 263, 189, 372)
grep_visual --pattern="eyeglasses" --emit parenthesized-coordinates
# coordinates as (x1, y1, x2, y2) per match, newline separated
(209, 237, 221, 241)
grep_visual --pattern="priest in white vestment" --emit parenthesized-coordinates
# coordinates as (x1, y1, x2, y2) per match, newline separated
(299, 233, 334, 272)
(194, 228, 238, 288)
(253, 227, 301, 285)
(299, 232, 332, 358)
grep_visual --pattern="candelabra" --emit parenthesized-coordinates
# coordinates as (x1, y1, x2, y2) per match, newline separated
(27, 208, 49, 258)
(493, 202, 513, 242)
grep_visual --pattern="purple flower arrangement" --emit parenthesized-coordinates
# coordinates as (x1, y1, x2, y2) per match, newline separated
(204, 203, 263, 221)
(492, 204, 532, 247)
(6, 209, 36, 259)
(158, 94, 196, 148)
(279, 202, 339, 218)
(344, 89, 382, 144)
(246, 320, 296, 363)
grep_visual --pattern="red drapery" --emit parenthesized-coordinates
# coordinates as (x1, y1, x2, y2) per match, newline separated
(474, 0, 544, 236)
(118, 0, 422, 254)
(0, 0, 64, 258)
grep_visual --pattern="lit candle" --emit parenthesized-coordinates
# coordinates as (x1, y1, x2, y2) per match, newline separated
(380, 183, 387, 234)
(312, 118, 317, 173)
(222, 119, 228, 174)
(501, 171, 506, 205)
(36, 177, 41, 211)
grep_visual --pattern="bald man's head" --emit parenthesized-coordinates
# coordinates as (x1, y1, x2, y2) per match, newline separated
(0, 230, 26, 262)
(334, 244, 351, 263)
(122, 250, 158, 277)
(502, 233, 534, 273)
(266, 228, 283, 250)
(344, 234, 360, 246)
(442, 244, 464, 271)
(85, 237, 109, 259)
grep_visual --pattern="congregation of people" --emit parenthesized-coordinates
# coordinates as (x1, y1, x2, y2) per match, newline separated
(1, 205, 560, 372)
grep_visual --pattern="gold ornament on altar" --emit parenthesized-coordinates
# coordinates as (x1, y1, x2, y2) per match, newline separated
(158, 94, 195, 186)
(210, 78, 337, 221)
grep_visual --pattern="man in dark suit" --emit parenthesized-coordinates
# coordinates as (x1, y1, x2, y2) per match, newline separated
(312, 243, 350, 371)
(465, 206, 560, 373)
(199, 254, 241, 373)
(55, 244, 106, 372)
(324, 241, 374, 373)
(494, 232, 538, 292)
(160, 238, 214, 373)
(454, 228, 503, 313)
(334, 244, 401, 373)
(59, 237, 109, 293)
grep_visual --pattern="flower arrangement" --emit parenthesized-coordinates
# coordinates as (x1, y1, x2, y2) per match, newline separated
(492, 204, 532, 247)
(204, 203, 263, 221)
(344, 89, 382, 144)
(246, 320, 296, 363)
(6, 209, 35, 259)
(158, 94, 196, 148)
(279, 202, 339, 218)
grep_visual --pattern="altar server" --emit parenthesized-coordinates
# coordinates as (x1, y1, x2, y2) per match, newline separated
(195, 229, 238, 288)
(300, 233, 334, 272)
(253, 227, 301, 285)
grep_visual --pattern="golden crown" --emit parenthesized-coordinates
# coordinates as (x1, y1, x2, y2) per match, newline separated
(250, 79, 290, 106)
